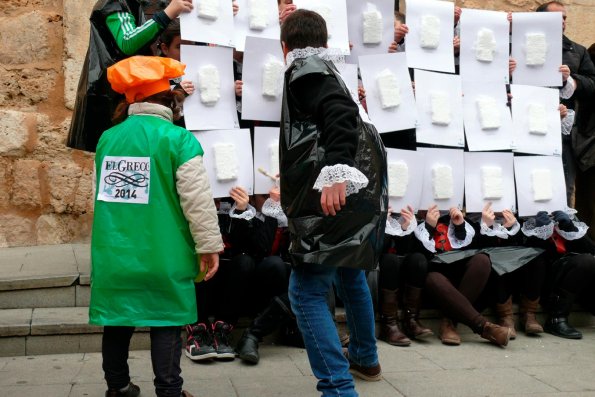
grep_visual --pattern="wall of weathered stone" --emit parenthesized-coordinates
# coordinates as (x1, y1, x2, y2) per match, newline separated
(0, 0, 593, 247)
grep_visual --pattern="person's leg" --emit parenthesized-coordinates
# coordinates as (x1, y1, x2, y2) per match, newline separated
(185, 280, 217, 361)
(102, 326, 139, 395)
(518, 259, 547, 334)
(458, 254, 492, 304)
(377, 254, 410, 346)
(562, 137, 577, 207)
(494, 273, 516, 339)
(289, 264, 357, 397)
(151, 326, 183, 397)
(401, 253, 433, 339)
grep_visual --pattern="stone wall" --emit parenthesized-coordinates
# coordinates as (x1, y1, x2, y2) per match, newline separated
(0, 0, 594, 248)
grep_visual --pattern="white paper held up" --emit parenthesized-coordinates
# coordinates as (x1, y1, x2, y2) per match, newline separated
(531, 169, 552, 202)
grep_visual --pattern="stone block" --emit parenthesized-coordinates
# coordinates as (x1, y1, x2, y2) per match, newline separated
(0, 11, 62, 65)
(0, 110, 33, 157)
(31, 307, 98, 336)
(0, 308, 32, 337)
(10, 159, 42, 209)
(0, 0, 61, 16)
(75, 285, 90, 307)
(46, 161, 82, 213)
(33, 115, 72, 159)
(0, 214, 35, 247)
(73, 167, 94, 214)
(0, 336, 26, 356)
(0, 287, 75, 310)
(0, 158, 12, 211)
(1, 385, 73, 396)
(36, 214, 79, 245)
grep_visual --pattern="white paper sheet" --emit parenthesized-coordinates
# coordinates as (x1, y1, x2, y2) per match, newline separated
(404, 0, 455, 73)
(346, 0, 396, 59)
(386, 148, 424, 211)
(358, 52, 417, 133)
(464, 152, 516, 213)
(510, 12, 563, 87)
(514, 155, 567, 216)
(336, 63, 360, 98)
(241, 37, 285, 122)
(462, 82, 514, 151)
(510, 84, 562, 156)
(181, 45, 239, 131)
(192, 129, 254, 198)
(415, 70, 465, 148)
(180, 0, 235, 47)
(253, 126, 281, 194)
(418, 148, 465, 211)
(233, 0, 282, 52)
(293, 0, 351, 54)
(459, 9, 510, 84)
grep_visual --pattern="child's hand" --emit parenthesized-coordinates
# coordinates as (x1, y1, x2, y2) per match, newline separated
(395, 24, 409, 43)
(453, 36, 460, 55)
(235, 80, 243, 97)
(400, 205, 415, 231)
(426, 204, 440, 228)
(482, 202, 495, 227)
(180, 80, 194, 95)
(279, 4, 297, 24)
(502, 209, 517, 228)
(450, 207, 464, 226)
(454, 6, 462, 24)
(559, 104, 568, 119)
(509, 57, 517, 75)
(269, 186, 281, 202)
(358, 86, 366, 102)
(321, 182, 346, 216)
(230, 186, 250, 210)
(559, 64, 570, 82)
(388, 41, 398, 53)
(200, 252, 219, 281)
(232, 0, 239, 16)
(164, 0, 193, 19)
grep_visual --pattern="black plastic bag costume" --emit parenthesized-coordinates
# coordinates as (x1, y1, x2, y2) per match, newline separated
(67, 0, 152, 152)
(280, 56, 388, 271)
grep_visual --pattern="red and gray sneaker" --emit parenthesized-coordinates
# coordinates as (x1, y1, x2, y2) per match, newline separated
(212, 320, 235, 360)
(184, 323, 217, 361)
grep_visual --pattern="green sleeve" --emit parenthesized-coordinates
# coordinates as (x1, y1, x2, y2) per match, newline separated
(105, 11, 163, 56)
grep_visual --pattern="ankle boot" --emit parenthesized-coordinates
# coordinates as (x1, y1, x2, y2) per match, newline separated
(481, 322, 511, 347)
(544, 289, 582, 339)
(379, 288, 411, 346)
(519, 296, 544, 335)
(401, 285, 433, 339)
(495, 296, 517, 340)
(438, 318, 461, 345)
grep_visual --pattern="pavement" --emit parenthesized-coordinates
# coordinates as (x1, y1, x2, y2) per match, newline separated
(2, 327, 595, 397)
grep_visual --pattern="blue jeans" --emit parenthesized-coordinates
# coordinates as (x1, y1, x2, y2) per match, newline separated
(289, 264, 378, 397)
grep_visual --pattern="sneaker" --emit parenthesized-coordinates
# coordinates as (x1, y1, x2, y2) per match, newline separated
(185, 323, 217, 361)
(349, 361, 382, 382)
(212, 320, 235, 360)
(105, 382, 140, 397)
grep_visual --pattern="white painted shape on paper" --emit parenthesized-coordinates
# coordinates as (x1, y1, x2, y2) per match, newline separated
(432, 164, 454, 200)
(526, 33, 547, 66)
(269, 140, 279, 177)
(480, 166, 503, 200)
(475, 28, 497, 62)
(476, 95, 501, 130)
(198, 65, 221, 106)
(261, 58, 284, 98)
(198, 0, 220, 20)
(430, 90, 451, 126)
(531, 168, 552, 201)
(363, 8, 383, 44)
(214, 143, 238, 181)
(249, 0, 269, 30)
(420, 14, 440, 49)
(376, 68, 401, 109)
(388, 161, 409, 198)
(528, 103, 548, 135)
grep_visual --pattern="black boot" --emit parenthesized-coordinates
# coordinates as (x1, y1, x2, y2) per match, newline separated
(544, 289, 582, 339)
(236, 295, 293, 364)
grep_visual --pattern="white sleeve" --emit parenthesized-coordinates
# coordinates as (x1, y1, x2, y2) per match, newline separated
(555, 221, 589, 241)
(385, 216, 417, 237)
(229, 203, 257, 220)
(447, 221, 475, 249)
(261, 198, 288, 227)
(414, 222, 436, 253)
(559, 76, 576, 100)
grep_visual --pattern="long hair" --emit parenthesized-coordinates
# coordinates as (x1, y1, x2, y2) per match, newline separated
(112, 89, 185, 124)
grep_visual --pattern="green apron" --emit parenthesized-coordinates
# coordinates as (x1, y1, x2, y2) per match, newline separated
(90, 114, 203, 326)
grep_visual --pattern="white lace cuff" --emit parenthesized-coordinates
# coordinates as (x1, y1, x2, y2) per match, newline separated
(480, 221, 520, 239)
(561, 109, 575, 136)
(414, 222, 436, 253)
(261, 198, 288, 227)
(448, 221, 475, 249)
(385, 216, 417, 237)
(286, 46, 346, 65)
(521, 219, 555, 240)
(312, 164, 369, 196)
(229, 203, 257, 220)
(559, 76, 576, 99)
(555, 221, 589, 241)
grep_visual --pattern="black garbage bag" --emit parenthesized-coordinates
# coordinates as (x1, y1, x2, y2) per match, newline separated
(280, 55, 388, 271)
(67, 0, 151, 152)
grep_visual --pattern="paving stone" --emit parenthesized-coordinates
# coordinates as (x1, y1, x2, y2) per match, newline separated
(519, 364, 595, 392)
(0, 286, 75, 309)
(31, 307, 96, 335)
(1, 384, 73, 396)
(0, 353, 85, 386)
(0, 336, 26, 356)
(0, 308, 31, 336)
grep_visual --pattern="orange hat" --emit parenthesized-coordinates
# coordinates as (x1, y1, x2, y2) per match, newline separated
(107, 56, 186, 103)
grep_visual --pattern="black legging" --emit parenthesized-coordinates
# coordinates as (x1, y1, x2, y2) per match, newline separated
(378, 252, 428, 290)
(425, 253, 492, 333)
(495, 257, 548, 304)
(556, 254, 595, 295)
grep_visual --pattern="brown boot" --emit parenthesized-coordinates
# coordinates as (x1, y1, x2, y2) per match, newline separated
(379, 288, 411, 346)
(495, 296, 517, 340)
(520, 296, 544, 335)
(481, 321, 511, 347)
(402, 285, 433, 339)
(438, 318, 461, 346)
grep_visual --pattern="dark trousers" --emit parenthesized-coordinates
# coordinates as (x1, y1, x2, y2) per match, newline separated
(102, 326, 182, 397)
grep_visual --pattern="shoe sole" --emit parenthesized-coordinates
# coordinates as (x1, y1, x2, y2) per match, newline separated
(184, 350, 217, 361)
(239, 353, 259, 364)
(349, 369, 383, 382)
(412, 331, 434, 339)
(440, 337, 461, 346)
(215, 352, 236, 360)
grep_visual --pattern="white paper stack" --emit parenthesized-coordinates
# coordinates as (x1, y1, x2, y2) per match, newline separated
(528, 103, 548, 135)
(531, 168, 552, 201)
(476, 95, 501, 130)
(214, 143, 238, 181)
(376, 68, 401, 109)
(420, 14, 440, 49)
(388, 161, 409, 198)
(526, 33, 547, 66)
(475, 28, 497, 62)
(198, 65, 221, 106)
(481, 166, 504, 199)
(430, 91, 451, 126)
(363, 9, 383, 44)
(432, 164, 454, 199)
(249, 0, 269, 30)
(198, 0, 219, 20)
(262, 58, 284, 98)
